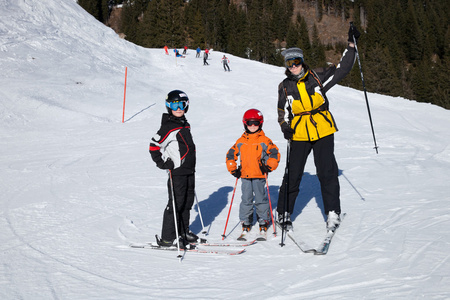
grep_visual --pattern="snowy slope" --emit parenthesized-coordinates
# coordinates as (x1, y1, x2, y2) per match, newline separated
(1, 0, 450, 299)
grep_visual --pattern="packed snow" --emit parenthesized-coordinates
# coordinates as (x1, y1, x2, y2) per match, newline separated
(1, 0, 450, 299)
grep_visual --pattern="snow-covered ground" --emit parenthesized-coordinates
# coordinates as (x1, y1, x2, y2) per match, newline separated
(1, 0, 450, 299)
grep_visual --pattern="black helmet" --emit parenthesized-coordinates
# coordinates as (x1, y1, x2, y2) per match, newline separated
(165, 90, 189, 113)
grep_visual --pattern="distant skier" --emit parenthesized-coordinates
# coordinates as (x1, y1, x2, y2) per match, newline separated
(203, 50, 209, 65)
(164, 45, 169, 55)
(182, 45, 188, 55)
(276, 24, 360, 232)
(174, 49, 184, 58)
(149, 90, 198, 248)
(226, 109, 280, 240)
(196, 47, 201, 58)
(221, 55, 231, 71)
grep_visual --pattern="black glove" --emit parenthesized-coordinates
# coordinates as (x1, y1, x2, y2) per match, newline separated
(259, 161, 272, 174)
(281, 125, 295, 140)
(348, 23, 361, 43)
(231, 166, 241, 178)
(156, 157, 174, 170)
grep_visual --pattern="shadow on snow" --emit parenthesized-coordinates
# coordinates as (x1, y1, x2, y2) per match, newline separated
(190, 169, 363, 235)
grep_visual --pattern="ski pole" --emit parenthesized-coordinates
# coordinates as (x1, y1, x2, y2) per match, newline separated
(350, 22, 379, 154)
(169, 170, 182, 260)
(280, 140, 291, 247)
(194, 191, 207, 235)
(221, 177, 239, 240)
(264, 173, 276, 237)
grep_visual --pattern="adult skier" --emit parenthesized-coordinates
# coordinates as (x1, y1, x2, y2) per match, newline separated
(221, 55, 231, 71)
(277, 24, 360, 232)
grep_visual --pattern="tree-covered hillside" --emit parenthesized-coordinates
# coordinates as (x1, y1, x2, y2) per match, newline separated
(79, 0, 449, 109)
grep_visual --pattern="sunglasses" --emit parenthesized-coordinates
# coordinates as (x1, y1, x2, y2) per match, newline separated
(166, 101, 188, 111)
(246, 120, 261, 126)
(285, 57, 303, 68)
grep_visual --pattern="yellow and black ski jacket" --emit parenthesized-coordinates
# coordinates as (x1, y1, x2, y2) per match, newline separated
(277, 46, 356, 141)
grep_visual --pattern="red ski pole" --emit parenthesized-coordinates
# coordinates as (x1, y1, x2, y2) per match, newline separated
(221, 177, 239, 240)
(265, 173, 276, 237)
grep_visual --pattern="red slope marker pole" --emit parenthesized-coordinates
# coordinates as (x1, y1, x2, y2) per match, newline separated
(122, 66, 128, 123)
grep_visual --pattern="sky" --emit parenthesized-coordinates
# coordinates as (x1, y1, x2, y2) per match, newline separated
(1, 0, 450, 299)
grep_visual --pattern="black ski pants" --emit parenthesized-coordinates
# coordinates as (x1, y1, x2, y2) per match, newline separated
(277, 134, 340, 216)
(161, 173, 195, 241)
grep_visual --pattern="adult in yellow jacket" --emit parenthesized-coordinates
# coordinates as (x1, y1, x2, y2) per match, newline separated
(277, 24, 360, 231)
(226, 109, 280, 234)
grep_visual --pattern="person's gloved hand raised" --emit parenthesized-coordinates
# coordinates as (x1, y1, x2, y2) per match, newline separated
(348, 23, 361, 43)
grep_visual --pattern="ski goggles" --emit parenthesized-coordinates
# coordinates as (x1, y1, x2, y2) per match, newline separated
(166, 101, 188, 111)
(285, 57, 303, 68)
(245, 120, 261, 126)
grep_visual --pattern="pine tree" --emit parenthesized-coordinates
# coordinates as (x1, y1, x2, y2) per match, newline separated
(78, 0, 103, 22)
(187, 9, 206, 48)
(297, 15, 311, 60)
(226, 3, 248, 58)
(309, 24, 326, 68)
(215, 0, 231, 52)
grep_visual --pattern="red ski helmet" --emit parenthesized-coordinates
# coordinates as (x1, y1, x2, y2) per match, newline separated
(242, 109, 264, 130)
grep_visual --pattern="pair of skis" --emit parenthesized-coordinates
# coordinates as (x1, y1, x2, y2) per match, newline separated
(130, 213, 345, 256)
(130, 238, 257, 256)
(279, 213, 346, 255)
(237, 227, 268, 242)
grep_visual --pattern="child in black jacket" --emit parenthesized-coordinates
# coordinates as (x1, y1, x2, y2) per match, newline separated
(149, 90, 198, 247)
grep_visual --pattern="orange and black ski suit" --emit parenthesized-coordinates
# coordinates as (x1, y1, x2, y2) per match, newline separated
(226, 130, 280, 179)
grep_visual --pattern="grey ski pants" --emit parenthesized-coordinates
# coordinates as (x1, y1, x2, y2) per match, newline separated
(239, 178, 270, 225)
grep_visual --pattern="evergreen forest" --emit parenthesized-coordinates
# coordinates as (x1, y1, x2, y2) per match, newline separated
(78, 0, 449, 109)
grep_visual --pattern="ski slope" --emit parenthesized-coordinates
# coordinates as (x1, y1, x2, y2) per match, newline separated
(1, 0, 450, 299)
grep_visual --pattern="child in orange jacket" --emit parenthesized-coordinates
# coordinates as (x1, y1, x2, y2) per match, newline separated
(226, 109, 280, 237)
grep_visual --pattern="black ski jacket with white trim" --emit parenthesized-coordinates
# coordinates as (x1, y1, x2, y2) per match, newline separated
(150, 113, 196, 175)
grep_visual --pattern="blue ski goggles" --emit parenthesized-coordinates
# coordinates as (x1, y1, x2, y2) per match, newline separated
(285, 57, 303, 68)
(166, 101, 188, 111)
